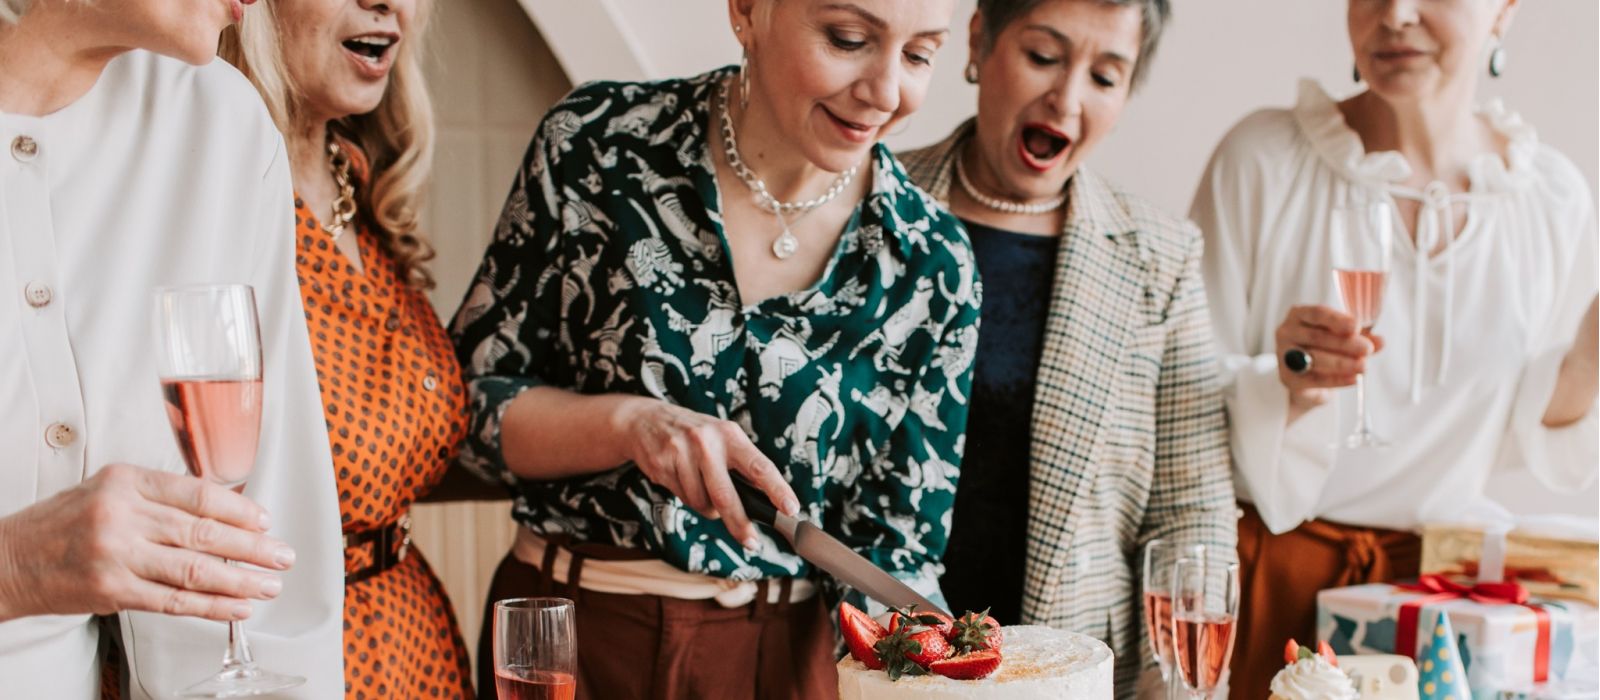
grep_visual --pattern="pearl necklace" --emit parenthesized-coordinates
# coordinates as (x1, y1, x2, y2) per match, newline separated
(954, 151, 1065, 215)
(717, 82, 857, 259)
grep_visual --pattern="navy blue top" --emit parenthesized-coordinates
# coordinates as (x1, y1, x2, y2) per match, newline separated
(939, 218, 1058, 624)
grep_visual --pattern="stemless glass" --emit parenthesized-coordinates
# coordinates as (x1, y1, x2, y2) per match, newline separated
(1330, 200, 1395, 449)
(1171, 557, 1240, 700)
(154, 285, 305, 697)
(1143, 540, 1205, 697)
(494, 597, 577, 700)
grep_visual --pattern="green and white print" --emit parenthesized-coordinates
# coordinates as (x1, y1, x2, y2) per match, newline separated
(450, 67, 981, 607)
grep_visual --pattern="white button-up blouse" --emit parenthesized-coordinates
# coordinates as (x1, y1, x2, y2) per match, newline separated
(0, 51, 343, 698)
(1192, 80, 1598, 535)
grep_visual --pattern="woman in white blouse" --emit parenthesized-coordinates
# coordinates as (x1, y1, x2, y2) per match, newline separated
(1190, 0, 1598, 696)
(0, 0, 343, 698)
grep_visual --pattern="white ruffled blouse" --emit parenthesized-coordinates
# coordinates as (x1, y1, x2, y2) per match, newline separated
(1191, 80, 1598, 535)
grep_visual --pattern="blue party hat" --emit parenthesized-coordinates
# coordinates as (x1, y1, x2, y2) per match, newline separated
(1417, 612, 1472, 700)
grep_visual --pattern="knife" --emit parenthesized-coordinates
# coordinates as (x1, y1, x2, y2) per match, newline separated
(730, 475, 950, 617)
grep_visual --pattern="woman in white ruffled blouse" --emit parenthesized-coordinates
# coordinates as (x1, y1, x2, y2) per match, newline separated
(1189, 1, 1598, 696)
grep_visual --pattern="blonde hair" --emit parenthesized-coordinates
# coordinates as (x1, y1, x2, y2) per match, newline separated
(219, 1, 439, 290)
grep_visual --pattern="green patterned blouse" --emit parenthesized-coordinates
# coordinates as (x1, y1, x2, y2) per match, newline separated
(450, 68, 980, 605)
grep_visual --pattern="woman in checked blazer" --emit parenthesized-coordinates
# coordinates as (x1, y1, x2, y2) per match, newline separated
(899, 0, 1234, 696)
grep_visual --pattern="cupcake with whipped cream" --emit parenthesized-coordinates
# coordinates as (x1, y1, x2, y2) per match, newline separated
(1269, 640, 1357, 700)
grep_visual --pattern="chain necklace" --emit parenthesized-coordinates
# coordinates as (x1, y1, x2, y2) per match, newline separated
(322, 140, 357, 242)
(717, 82, 857, 259)
(955, 149, 1066, 215)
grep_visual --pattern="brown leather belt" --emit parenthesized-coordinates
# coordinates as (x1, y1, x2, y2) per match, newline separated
(343, 512, 412, 585)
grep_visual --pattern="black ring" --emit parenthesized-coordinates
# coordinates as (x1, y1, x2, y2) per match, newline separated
(1284, 348, 1312, 375)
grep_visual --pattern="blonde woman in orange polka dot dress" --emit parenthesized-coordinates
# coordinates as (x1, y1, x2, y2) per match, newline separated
(220, 0, 475, 697)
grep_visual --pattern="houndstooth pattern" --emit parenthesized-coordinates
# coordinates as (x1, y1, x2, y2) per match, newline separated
(900, 121, 1237, 698)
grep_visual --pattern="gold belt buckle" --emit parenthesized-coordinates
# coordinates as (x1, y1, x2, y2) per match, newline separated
(396, 512, 412, 563)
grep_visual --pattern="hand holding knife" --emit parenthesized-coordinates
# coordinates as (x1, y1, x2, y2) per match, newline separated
(728, 475, 949, 617)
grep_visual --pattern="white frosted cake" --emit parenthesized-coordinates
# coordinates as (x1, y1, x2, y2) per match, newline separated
(836, 625, 1113, 700)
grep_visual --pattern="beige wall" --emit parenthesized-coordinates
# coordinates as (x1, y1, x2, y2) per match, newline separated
(409, 0, 571, 676)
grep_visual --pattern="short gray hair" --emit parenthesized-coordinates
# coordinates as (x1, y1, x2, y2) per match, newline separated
(974, 0, 1170, 90)
(0, 0, 34, 24)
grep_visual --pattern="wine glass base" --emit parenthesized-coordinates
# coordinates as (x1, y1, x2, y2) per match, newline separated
(179, 665, 305, 698)
(1337, 431, 1390, 449)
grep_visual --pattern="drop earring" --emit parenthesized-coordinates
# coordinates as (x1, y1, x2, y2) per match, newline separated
(739, 51, 751, 111)
(1487, 38, 1506, 78)
(1353, 63, 1361, 83)
(964, 62, 979, 84)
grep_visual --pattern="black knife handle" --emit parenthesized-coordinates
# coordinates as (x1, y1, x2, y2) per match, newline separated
(729, 474, 779, 527)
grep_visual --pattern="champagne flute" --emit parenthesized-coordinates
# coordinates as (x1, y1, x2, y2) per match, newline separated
(1171, 556, 1239, 700)
(1143, 540, 1204, 697)
(494, 597, 577, 700)
(1330, 200, 1395, 448)
(153, 284, 305, 697)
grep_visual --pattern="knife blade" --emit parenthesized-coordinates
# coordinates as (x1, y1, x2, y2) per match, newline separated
(729, 475, 949, 617)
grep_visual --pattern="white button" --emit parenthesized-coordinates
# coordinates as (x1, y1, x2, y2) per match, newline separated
(44, 422, 75, 449)
(422, 374, 438, 391)
(11, 135, 37, 162)
(23, 281, 51, 308)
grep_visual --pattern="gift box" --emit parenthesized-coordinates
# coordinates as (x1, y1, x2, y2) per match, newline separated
(1423, 522, 1600, 605)
(1318, 581, 1596, 699)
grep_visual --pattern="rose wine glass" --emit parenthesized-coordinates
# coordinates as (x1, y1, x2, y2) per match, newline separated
(494, 597, 577, 700)
(1330, 200, 1395, 448)
(1171, 557, 1239, 700)
(153, 285, 305, 697)
(1143, 540, 1205, 698)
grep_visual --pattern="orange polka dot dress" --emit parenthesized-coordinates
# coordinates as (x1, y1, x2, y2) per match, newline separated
(294, 185, 475, 699)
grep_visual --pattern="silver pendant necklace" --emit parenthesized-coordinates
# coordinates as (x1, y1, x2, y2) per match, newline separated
(717, 82, 857, 259)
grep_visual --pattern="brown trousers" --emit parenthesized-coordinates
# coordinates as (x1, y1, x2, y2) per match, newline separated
(477, 548, 836, 700)
(1230, 503, 1421, 700)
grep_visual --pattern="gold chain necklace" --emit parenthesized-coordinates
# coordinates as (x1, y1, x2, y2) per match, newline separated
(322, 141, 357, 242)
(716, 81, 856, 260)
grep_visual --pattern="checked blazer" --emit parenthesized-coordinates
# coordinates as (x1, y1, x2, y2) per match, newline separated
(900, 122, 1237, 696)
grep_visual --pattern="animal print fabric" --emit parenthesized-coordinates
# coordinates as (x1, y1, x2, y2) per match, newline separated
(449, 67, 981, 608)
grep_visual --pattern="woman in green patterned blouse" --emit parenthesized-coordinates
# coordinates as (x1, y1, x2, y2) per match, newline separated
(451, 1, 976, 696)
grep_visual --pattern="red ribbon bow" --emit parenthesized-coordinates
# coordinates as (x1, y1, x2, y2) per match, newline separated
(1393, 574, 1551, 682)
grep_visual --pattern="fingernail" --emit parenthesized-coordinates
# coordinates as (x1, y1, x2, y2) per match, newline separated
(272, 545, 296, 569)
(258, 577, 282, 598)
(257, 511, 271, 531)
(743, 536, 761, 551)
(229, 602, 253, 620)
(782, 497, 800, 516)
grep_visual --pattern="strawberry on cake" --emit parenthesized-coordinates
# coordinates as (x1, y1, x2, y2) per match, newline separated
(1270, 640, 1358, 700)
(836, 603, 1113, 700)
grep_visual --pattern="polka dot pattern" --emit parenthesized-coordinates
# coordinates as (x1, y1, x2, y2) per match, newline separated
(295, 196, 473, 699)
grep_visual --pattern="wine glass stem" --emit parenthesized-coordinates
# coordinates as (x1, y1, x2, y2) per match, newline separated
(1355, 373, 1372, 437)
(220, 559, 257, 672)
(223, 620, 255, 670)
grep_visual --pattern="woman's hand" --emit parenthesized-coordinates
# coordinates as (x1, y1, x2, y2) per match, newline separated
(1571, 296, 1599, 372)
(1275, 305, 1383, 421)
(1543, 296, 1600, 427)
(0, 463, 294, 624)
(614, 398, 800, 548)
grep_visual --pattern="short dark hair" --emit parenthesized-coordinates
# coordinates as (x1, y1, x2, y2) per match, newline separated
(973, 0, 1171, 90)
